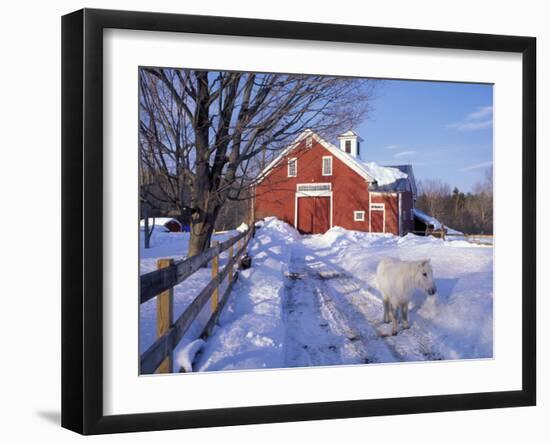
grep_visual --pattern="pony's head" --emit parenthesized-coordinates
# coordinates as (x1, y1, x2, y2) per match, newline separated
(416, 259, 437, 295)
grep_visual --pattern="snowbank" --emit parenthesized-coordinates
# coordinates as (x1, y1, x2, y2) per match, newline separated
(310, 225, 392, 250)
(176, 339, 206, 372)
(194, 217, 300, 371)
(236, 222, 249, 233)
(261, 216, 301, 242)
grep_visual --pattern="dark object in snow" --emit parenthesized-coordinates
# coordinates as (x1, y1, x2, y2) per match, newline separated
(315, 271, 342, 280)
(239, 253, 252, 270)
(284, 272, 305, 280)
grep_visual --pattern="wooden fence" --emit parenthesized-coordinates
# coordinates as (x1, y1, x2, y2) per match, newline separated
(140, 226, 255, 374)
(444, 233, 494, 245)
(412, 229, 493, 245)
(412, 229, 447, 239)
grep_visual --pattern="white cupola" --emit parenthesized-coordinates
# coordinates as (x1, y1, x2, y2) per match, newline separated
(337, 130, 363, 158)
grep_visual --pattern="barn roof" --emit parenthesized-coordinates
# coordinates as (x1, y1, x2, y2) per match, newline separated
(337, 130, 364, 141)
(370, 164, 418, 197)
(257, 129, 376, 183)
(257, 130, 417, 193)
(413, 208, 442, 229)
(356, 161, 408, 187)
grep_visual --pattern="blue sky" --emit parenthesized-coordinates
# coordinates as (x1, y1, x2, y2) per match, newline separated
(355, 79, 493, 192)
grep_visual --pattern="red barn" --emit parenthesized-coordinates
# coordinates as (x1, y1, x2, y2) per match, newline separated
(254, 129, 417, 235)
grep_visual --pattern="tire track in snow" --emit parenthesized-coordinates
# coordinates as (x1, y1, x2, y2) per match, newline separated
(285, 238, 444, 365)
(282, 248, 347, 368)
(283, 245, 372, 367)
(324, 268, 444, 362)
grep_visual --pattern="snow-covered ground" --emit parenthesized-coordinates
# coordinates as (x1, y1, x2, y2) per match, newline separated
(195, 218, 493, 371)
(140, 217, 494, 373)
(139, 228, 238, 370)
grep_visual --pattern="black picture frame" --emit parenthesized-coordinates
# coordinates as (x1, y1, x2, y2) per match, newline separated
(62, 8, 536, 435)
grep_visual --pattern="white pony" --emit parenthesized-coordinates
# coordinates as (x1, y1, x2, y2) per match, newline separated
(376, 258, 437, 336)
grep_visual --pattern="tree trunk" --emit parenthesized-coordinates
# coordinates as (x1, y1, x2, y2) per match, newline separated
(143, 209, 155, 249)
(144, 215, 150, 249)
(188, 210, 219, 257)
(188, 222, 213, 257)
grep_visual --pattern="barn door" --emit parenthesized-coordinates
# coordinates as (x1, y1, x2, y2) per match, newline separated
(315, 197, 330, 233)
(370, 211, 384, 232)
(370, 204, 385, 233)
(297, 197, 314, 234)
(297, 197, 330, 234)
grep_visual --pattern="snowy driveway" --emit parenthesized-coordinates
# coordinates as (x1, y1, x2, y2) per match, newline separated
(283, 244, 392, 367)
(192, 218, 493, 371)
(283, 237, 450, 367)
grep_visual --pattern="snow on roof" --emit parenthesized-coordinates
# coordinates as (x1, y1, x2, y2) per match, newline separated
(355, 161, 408, 187)
(338, 130, 364, 141)
(139, 217, 182, 228)
(387, 164, 417, 196)
(413, 209, 442, 229)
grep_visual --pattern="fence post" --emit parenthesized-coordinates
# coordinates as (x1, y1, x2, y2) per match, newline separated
(156, 258, 174, 374)
(211, 241, 220, 313)
(228, 244, 234, 284)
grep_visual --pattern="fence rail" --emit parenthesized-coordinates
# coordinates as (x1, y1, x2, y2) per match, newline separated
(140, 226, 254, 374)
(140, 230, 248, 304)
(412, 229, 493, 244)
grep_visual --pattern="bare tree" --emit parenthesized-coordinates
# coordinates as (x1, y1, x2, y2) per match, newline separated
(139, 68, 376, 256)
(417, 179, 451, 221)
(470, 166, 493, 233)
(142, 212, 155, 249)
(416, 167, 493, 234)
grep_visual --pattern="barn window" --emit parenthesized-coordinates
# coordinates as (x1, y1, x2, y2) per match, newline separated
(357, 141, 361, 156)
(306, 136, 313, 148)
(345, 140, 351, 153)
(297, 183, 331, 192)
(354, 211, 365, 221)
(322, 156, 333, 176)
(288, 158, 297, 177)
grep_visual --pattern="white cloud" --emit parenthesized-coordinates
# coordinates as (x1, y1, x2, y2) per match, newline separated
(448, 120, 493, 131)
(393, 150, 417, 159)
(461, 161, 493, 171)
(448, 105, 493, 131)
(385, 144, 402, 150)
(466, 106, 493, 120)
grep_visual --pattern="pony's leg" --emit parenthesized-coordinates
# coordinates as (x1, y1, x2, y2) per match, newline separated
(383, 296, 390, 323)
(401, 303, 409, 329)
(389, 304, 399, 336)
